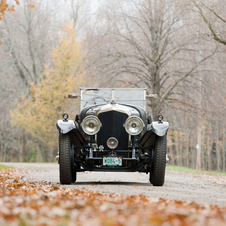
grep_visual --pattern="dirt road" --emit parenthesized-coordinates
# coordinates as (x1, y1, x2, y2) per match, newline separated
(1, 162, 226, 207)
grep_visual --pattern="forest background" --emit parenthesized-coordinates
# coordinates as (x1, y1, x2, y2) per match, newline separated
(0, 0, 226, 172)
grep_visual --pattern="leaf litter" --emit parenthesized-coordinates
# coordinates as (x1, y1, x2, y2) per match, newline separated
(0, 168, 226, 226)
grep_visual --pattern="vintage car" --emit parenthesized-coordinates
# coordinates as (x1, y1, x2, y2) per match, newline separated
(56, 88, 169, 186)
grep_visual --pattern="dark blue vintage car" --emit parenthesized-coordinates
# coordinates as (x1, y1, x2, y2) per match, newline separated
(56, 88, 169, 186)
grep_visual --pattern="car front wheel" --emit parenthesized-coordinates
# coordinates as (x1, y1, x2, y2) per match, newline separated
(150, 135, 167, 186)
(59, 133, 73, 184)
(70, 144, 77, 182)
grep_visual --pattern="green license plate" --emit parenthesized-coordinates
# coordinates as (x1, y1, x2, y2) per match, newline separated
(103, 157, 122, 166)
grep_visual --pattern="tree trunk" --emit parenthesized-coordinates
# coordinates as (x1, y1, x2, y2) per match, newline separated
(175, 134, 180, 166)
(193, 136, 197, 169)
(19, 130, 26, 162)
(223, 128, 225, 172)
(186, 137, 189, 167)
(196, 125, 202, 170)
(46, 145, 53, 162)
(2, 146, 7, 162)
(215, 122, 220, 171)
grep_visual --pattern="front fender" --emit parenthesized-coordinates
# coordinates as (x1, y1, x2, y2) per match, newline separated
(56, 120, 77, 134)
(148, 121, 169, 137)
(139, 121, 169, 147)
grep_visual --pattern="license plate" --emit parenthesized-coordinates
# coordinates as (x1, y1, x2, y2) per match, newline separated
(103, 157, 122, 166)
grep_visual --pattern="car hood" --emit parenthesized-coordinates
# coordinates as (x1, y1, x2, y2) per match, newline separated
(85, 103, 141, 117)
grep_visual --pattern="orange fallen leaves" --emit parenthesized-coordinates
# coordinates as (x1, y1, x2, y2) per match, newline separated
(0, 169, 226, 226)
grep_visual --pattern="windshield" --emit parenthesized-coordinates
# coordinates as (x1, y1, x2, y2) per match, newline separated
(80, 88, 146, 109)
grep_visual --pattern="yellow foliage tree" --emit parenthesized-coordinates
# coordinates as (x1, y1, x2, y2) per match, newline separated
(0, 0, 18, 20)
(11, 23, 83, 148)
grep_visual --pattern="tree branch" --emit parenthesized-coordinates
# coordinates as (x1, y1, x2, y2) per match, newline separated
(193, 1, 226, 45)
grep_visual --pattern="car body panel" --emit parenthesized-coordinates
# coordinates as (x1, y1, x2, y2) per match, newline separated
(139, 121, 169, 147)
(150, 121, 169, 136)
(56, 120, 76, 134)
(56, 120, 85, 146)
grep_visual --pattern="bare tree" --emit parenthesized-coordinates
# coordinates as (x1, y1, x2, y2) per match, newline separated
(193, 0, 226, 45)
(82, 0, 226, 171)
(87, 0, 216, 120)
(0, 0, 63, 90)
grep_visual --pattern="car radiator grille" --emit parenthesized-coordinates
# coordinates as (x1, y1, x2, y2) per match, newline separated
(97, 111, 128, 151)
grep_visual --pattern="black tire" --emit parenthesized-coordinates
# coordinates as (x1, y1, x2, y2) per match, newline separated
(150, 135, 167, 186)
(72, 170, 77, 182)
(59, 133, 72, 184)
(70, 145, 77, 183)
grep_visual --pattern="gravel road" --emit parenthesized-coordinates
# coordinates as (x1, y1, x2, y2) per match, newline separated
(1, 162, 226, 207)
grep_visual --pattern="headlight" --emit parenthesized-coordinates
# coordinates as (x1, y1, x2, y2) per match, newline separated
(81, 116, 101, 135)
(124, 116, 144, 136)
(107, 137, 118, 149)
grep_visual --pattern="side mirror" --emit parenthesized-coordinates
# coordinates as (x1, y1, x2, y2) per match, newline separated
(68, 93, 80, 99)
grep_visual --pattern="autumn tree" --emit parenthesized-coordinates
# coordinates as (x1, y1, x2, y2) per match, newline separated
(11, 24, 84, 161)
(0, 0, 67, 162)
(1, 0, 226, 169)
(0, 0, 91, 162)
(0, 0, 19, 20)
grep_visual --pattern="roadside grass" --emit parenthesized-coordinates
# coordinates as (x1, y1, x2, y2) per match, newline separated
(1, 162, 58, 164)
(166, 165, 226, 176)
(20, 162, 58, 164)
(0, 164, 14, 170)
(36, 162, 58, 164)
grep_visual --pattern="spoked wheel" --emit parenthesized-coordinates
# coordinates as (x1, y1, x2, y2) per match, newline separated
(150, 135, 167, 186)
(59, 133, 76, 184)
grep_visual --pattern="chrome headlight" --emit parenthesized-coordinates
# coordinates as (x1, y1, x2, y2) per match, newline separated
(124, 116, 144, 136)
(107, 137, 118, 149)
(81, 116, 101, 135)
